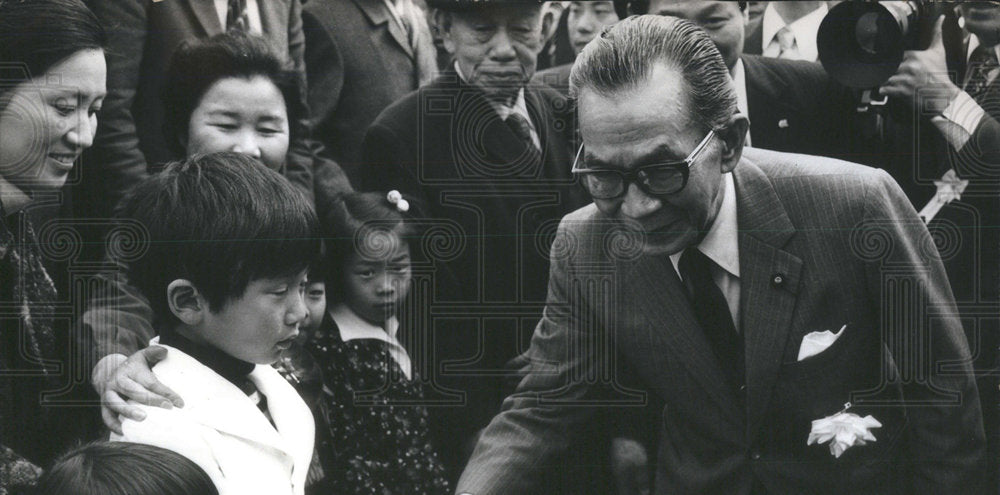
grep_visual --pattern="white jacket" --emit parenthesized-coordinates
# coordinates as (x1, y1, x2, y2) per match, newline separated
(111, 341, 315, 495)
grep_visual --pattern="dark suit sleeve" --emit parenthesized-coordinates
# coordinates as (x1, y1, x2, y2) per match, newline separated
(82, 267, 155, 367)
(360, 121, 429, 206)
(302, 8, 345, 148)
(455, 218, 602, 494)
(84, 0, 150, 213)
(281, 0, 317, 202)
(861, 170, 986, 492)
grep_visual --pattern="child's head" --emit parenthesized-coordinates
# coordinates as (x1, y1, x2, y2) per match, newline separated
(162, 32, 303, 170)
(114, 152, 321, 364)
(34, 442, 218, 495)
(323, 191, 415, 325)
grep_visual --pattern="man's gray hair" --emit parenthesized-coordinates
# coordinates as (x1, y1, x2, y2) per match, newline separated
(569, 15, 737, 132)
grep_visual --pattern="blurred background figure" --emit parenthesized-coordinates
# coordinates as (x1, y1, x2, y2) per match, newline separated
(532, 1, 620, 94)
(303, 0, 438, 186)
(535, 1, 572, 70)
(745, 1, 828, 61)
(0, 1, 106, 491)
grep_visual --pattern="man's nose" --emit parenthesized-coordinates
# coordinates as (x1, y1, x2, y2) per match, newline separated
(285, 290, 308, 326)
(619, 183, 662, 219)
(576, 11, 596, 35)
(489, 29, 517, 61)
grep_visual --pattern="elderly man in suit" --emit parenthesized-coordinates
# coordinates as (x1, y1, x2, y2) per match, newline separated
(302, 0, 438, 184)
(81, 0, 347, 216)
(360, 0, 592, 484)
(457, 14, 985, 495)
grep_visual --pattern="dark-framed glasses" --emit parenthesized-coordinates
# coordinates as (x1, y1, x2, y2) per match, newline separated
(571, 129, 716, 199)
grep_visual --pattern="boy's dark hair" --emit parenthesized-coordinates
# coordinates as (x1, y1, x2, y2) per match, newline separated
(161, 32, 306, 158)
(321, 191, 415, 302)
(34, 442, 218, 495)
(113, 152, 320, 328)
(0, 0, 106, 105)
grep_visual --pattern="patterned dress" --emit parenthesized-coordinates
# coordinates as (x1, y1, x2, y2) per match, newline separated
(306, 309, 449, 495)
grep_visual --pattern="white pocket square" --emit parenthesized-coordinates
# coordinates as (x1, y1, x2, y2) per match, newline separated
(797, 325, 847, 361)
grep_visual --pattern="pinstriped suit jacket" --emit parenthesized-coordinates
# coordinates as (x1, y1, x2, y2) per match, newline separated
(456, 147, 985, 494)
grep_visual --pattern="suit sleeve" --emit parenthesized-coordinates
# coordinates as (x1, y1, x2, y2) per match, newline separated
(455, 219, 602, 494)
(360, 121, 431, 208)
(860, 169, 986, 492)
(82, 265, 155, 366)
(281, 0, 317, 202)
(83, 0, 151, 214)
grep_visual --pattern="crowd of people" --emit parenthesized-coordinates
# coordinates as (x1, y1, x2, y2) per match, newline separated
(1, 0, 998, 494)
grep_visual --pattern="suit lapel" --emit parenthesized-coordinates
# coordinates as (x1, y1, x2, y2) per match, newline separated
(620, 252, 740, 415)
(731, 159, 804, 442)
(451, 77, 540, 177)
(249, 366, 314, 489)
(355, 0, 415, 59)
(257, 0, 288, 40)
(186, 0, 224, 36)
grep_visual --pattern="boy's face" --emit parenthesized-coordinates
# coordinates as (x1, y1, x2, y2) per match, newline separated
(199, 269, 309, 364)
(344, 241, 411, 326)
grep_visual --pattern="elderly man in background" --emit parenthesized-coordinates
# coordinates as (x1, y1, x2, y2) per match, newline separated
(457, 14, 985, 495)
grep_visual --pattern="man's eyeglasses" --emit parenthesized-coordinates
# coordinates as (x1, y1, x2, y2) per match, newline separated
(571, 130, 716, 199)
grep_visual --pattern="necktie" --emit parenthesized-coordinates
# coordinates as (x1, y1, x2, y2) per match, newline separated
(765, 26, 798, 60)
(678, 248, 745, 394)
(505, 112, 542, 166)
(965, 45, 999, 101)
(226, 0, 249, 33)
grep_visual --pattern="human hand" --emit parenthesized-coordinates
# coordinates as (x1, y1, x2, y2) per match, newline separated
(92, 347, 183, 435)
(610, 436, 650, 495)
(880, 15, 961, 115)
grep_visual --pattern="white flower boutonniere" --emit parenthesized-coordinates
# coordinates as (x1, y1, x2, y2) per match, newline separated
(807, 402, 882, 458)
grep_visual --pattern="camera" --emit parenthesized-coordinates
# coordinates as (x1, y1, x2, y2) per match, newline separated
(817, 1, 962, 89)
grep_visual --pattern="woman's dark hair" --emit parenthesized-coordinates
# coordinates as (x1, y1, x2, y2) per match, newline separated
(322, 192, 416, 303)
(0, 0, 106, 105)
(161, 32, 306, 157)
(34, 442, 218, 495)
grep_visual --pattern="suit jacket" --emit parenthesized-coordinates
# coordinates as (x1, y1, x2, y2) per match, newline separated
(742, 55, 864, 163)
(744, 16, 764, 56)
(456, 147, 985, 494)
(80, 0, 317, 214)
(303, 0, 423, 185)
(112, 342, 315, 495)
(530, 63, 573, 97)
(360, 71, 589, 478)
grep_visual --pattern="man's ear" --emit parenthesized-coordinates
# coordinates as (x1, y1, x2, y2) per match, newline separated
(167, 279, 206, 326)
(540, 5, 559, 44)
(718, 113, 749, 174)
(433, 9, 456, 55)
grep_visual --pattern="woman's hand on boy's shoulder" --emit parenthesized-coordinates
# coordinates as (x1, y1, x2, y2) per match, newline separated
(93, 347, 184, 435)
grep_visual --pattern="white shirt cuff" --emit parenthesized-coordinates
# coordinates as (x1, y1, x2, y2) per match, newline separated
(931, 91, 986, 150)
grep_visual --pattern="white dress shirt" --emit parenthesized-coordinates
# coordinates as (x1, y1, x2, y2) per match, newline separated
(213, 0, 263, 35)
(670, 173, 741, 331)
(761, 2, 828, 62)
(931, 34, 995, 150)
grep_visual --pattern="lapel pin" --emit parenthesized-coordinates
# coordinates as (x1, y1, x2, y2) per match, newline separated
(771, 274, 785, 287)
(778, 119, 789, 129)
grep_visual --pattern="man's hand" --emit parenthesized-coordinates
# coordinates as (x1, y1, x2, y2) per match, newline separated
(881, 15, 961, 115)
(91, 347, 184, 435)
(610, 436, 650, 495)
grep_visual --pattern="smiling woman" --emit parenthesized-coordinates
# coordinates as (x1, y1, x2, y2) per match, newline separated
(0, 0, 107, 490)
(161, 33, 301, 171)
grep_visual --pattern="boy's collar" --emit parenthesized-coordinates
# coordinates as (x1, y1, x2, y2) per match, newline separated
(159, 330, 255, 390)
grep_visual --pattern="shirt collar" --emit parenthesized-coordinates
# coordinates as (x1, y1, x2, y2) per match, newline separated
(761, 2, 827, 61)
(731, 59, 750, 146)
(670, 172, 740, 278)
(967, 34, 1000, 63)
(330, 303, 400, 342)
(454, 61, 528, 121)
